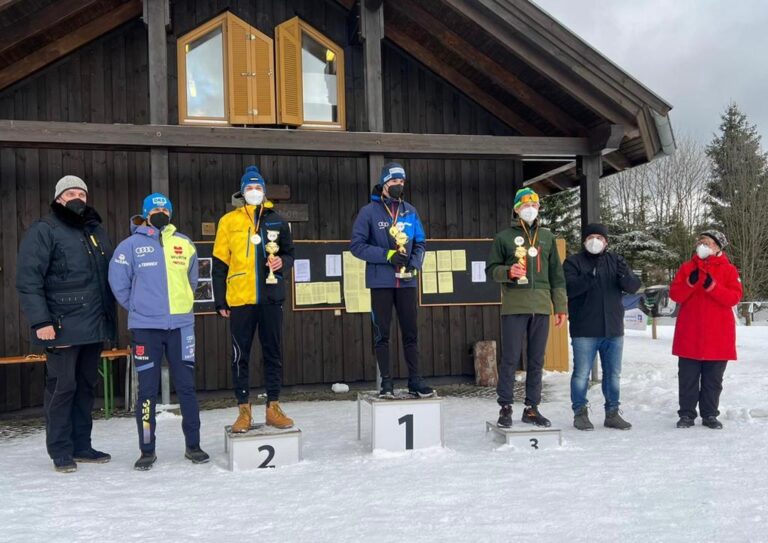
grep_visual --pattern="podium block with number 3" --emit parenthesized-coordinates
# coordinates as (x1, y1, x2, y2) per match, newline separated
(224, 424, 302, 471)
(485, 421, 561, 450)
(357, 392, 444, 451)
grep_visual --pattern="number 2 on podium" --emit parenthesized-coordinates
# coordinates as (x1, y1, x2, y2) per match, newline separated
(398, 414, 414, 450)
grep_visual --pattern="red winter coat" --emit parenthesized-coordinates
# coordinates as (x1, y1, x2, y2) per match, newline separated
(669, 253, 742, 361)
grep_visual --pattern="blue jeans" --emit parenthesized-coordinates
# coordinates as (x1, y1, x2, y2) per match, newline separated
(571, 336, 624, 413)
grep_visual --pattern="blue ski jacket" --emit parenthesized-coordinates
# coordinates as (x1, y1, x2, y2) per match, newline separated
(350, 192, 426, 289)
(108, 216, 198, 330)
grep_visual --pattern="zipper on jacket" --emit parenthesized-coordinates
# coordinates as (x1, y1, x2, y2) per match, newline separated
(246, 227, 251, 258)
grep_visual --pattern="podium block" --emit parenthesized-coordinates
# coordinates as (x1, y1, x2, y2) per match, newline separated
(224, 424, 302, 471)
(485, 421, 561, 450)
(357, 392, 444, 451)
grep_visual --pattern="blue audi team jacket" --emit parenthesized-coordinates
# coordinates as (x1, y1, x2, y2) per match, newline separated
(350, 194, 426, 289)
(108, 216, 198, 330)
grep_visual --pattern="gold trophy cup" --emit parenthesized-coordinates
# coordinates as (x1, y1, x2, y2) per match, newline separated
(265, 229, 280, 285)
(514, 246, 529, 285)
(394, 231, 412, 280)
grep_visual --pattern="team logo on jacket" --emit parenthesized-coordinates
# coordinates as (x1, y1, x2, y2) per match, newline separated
(135, 345, 145, 356)
(135, 246, 154, 257)
(174, 246, 183, 255)
(377, 221, 390, 229)
(114, 253, 129, 266)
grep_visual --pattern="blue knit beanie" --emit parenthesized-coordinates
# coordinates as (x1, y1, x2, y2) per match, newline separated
(142, 192, 172, 218)
(379, 162, 406, 186)
(240, 165, 266, 194)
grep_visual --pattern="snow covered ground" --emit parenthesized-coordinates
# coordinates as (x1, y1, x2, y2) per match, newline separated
(1, 326, 767, 543)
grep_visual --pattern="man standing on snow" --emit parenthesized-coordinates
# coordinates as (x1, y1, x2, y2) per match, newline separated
(213, 166, 295, 433)
(350, 162, 433, 399)
(16, 175, 116, 473)
(486, 187, 567, 428)
(564, 223, 641, 431)
(109, 193, 208, 470)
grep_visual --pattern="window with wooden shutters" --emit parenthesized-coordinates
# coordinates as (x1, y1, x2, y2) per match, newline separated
(177, 12, 276, 126)
(276, 17, 345, 130)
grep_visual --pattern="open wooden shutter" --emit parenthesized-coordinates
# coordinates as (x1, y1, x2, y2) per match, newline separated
(276, 17, 303, 126)
(250, 27, 276, 124)
(226, 13, 252, 124)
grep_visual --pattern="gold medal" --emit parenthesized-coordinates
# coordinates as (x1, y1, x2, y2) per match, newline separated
(389, 226, 399, 238)
(250, 234, 261, 245)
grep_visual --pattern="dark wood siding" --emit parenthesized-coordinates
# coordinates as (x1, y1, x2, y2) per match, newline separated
(0, 1, 523, 411)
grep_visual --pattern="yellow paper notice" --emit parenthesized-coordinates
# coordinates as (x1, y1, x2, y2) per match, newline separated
(326, 282, 341, 304)
(311, 283, 327, 305)
(422, 251, 437, 273)
(438, 271, 454, 293)
(295, 283, 312, 306)
(451, 250, 466, 271)
(343, 251, 372, 313)
(437, 250, 453, 271)
(422, 272, 438, 294)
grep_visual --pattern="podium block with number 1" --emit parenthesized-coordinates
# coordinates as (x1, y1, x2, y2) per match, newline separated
(357, 392, 444, 451)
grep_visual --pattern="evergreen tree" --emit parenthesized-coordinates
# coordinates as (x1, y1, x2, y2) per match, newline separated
(705, 103, 768, 300)
(539, 188, 581, 255)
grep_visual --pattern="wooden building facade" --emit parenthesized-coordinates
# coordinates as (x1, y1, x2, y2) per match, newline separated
(0, 0, 673, 412)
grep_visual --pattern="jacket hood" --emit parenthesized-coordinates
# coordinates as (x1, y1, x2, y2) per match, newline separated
(692, 251, 730, 267)
(509, 213, 540, 228)
(370, 184, 403, 205)
(129, 214, 176, 238)
(230, 191, 274, 209)
(51, 201, 102, 229)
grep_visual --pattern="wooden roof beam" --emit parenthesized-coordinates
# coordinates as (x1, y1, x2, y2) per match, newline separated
(0, 0, 142, 91)
(386, 0, 585, 136)
(0, 0, 107, 62)
(504, 0, 672, 115)
(0, 120, 593, 158)
(441, 0, 638, 128)
(385, 26, 543, 136)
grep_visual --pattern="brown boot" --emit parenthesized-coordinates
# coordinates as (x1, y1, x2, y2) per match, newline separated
(231, 403, 252, 433)
(265, 401, 294, 429)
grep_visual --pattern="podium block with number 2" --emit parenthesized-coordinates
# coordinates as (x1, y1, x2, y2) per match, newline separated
(357, 393, 444, 451)
(224, 424, 302, 471)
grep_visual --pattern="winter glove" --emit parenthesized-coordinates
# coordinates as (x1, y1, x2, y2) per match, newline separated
(387, 249, 409, 268)
(703, 273, 713, 290)
(688, 269, 700, 285)
(402, 266, 418, 280)
(616, 257, 629, 278)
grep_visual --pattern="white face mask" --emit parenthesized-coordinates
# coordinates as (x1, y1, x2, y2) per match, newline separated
(244, 189, 264, 206)
(518, 207, 538, 224)
(585, 238, 606, 255)
(696, 244, 712, 259)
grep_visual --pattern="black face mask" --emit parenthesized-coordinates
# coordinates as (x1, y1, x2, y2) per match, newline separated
(148, 213, 170, 229)
(65, 198, 87, 216)
(387, 185, 404, 200)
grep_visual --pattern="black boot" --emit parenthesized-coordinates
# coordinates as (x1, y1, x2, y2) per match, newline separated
(185, 446, 210, 464)
(134, 451, 157, 471)
(702, 416, 723, 429)
(497, 404, 513, 428)
(676, 416, 695, 428)
(73, 448, 111, 464)
(379, 377, 394, 399)
(408, 377, 435, 398)
(53, 456, 77, 473)
(522, 406, 551, 427)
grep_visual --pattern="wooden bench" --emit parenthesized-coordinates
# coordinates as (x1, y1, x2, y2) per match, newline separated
(0, 348, 133, 419)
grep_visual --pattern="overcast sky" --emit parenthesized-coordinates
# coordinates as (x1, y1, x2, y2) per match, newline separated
(534, 0, 768, 146)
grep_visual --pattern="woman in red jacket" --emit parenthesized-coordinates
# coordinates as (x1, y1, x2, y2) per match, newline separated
(669, 230, 742, 430)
